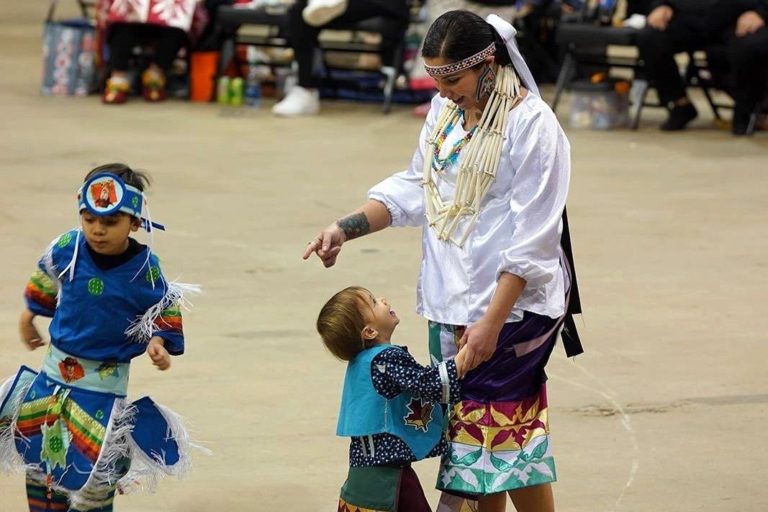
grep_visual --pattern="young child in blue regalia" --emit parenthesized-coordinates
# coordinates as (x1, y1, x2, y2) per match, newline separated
(0, 163, 199, 511)
(317, 286, 468, 512)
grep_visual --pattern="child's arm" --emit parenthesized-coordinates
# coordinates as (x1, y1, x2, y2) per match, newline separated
(371, 347, 462, 404)
(19, 309, 45, 350)
(147, 336, 171, 371)
(20, 251, 61, 350)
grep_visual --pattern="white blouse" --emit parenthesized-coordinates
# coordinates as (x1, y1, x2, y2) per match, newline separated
(368, 92, 570, 326)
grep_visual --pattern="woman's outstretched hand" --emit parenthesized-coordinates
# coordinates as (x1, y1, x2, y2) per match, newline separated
(457, 317, 503, 373)
(302, 222, 347, 268)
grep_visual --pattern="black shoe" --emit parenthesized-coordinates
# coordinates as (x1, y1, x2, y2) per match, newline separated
(660, 103, 698, 131)
(732, 107, 753, 136)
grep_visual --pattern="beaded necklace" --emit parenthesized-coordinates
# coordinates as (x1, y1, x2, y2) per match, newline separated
(432, 114, 476, 174)
(422, 65, 523, 247)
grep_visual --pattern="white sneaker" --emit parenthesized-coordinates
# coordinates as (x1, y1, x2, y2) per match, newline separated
(271, 86, 320, 116)
(302, 0, 348, 27)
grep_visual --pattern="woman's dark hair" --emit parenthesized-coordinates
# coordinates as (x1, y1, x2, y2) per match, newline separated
(422, 10, 512, 68)
(84, 163, 151, 192)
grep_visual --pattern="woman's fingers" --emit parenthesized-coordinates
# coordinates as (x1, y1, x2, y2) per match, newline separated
(303, 228, 342, 262)
(322, 246, 342, 268)
(458, 330, 469, 349)
(302, 235, 322, 259)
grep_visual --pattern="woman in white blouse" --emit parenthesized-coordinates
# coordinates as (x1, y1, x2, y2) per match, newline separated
(304, 10, 582, 512)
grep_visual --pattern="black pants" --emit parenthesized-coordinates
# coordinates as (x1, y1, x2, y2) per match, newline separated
(637, 15, 768, 113)
(286, 0, 409, 88)
(635, 13, 710, 106)
(108, 23, 188, 73)
(721, 27, 768, 113)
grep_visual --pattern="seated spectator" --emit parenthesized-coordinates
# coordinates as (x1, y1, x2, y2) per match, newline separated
(96, 0, 208, 105)
(272, 0, 409, 117)
(637, 0, 768, 135)
(708, 0, 768, 134)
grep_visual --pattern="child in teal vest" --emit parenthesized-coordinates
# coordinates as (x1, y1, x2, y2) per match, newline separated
(317, 286, 468, 512)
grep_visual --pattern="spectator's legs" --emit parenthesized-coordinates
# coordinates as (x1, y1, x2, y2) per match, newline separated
(636, 15, 708, 130)
(103, 23, 136, 103)
(107, 23, 136, 74)
(273, 0, 408, 116)
(725, 27, 768, 134)
(149, 27, 187, 74)
(141, 26, 187, 102)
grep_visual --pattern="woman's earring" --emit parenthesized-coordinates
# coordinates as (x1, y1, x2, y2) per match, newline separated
(476, 65, 497, 102)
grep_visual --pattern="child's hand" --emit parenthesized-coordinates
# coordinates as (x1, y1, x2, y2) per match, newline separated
(454, 346, 469, 379)
(147, 337, 171, 371)
(19, 309, 45, 351)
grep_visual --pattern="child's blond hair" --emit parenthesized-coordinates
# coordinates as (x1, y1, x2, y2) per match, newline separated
(317, 286, 373, 361)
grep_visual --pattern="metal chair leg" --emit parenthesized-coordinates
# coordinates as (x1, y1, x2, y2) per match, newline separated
(381, 66, 396, 114)
(552, 52, 576, 113)
(747, 112, 758, 136)
(630, 79, 649, 130)
(700, 84, 722, 121)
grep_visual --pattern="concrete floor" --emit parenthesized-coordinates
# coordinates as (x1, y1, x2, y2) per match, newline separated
(1, 3, 767, 511)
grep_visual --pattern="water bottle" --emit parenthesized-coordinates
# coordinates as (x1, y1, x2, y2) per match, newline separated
(217, 76, 231, 105)
(245, 67, 262, 107)
(229, 77, 244, 106)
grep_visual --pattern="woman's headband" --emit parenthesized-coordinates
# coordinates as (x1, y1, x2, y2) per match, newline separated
(423, 42, 496, 77)
(77, 172, 164, 231)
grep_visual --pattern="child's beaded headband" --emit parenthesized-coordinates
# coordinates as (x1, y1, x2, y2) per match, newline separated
(423, 42, 496, 77)
(77, 172, 164, 231)
(62, 171, 164, 284)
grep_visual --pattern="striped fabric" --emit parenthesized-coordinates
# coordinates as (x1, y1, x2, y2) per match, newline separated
(17, 393, 106, 464)
(24, 268, 58, 312)
(154, 302, 183, 333)
(26, 472, 116, 512)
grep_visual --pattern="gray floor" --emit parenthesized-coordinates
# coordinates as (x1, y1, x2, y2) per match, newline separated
(1, 3, 767, 511)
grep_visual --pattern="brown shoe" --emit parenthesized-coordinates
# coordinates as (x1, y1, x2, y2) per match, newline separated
(102, 78, 129, 104)
(141, 69, 167, 102)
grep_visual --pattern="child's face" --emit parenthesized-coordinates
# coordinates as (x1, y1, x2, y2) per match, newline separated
(360, 290, 400, 342)
(80, 211, 139, 255)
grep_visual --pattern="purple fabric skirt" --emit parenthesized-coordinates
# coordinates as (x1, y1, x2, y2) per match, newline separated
(428, 311, 562, 403)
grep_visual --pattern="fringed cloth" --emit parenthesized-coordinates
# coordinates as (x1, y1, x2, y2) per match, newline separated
(0, 347, 200, 511)
(338, 465, 431, 512)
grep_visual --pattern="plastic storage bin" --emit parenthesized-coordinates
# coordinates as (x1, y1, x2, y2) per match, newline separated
(569, 79, 630, 130)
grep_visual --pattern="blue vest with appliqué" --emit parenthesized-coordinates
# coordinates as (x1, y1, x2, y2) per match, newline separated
(336, 344, 444, 460)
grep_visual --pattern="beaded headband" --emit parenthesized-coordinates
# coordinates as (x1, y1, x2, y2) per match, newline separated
(424, 42, 496, 77)
(77, 172, 164, 231)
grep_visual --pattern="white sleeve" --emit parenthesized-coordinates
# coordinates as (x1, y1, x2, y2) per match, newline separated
(368, 95, 444, 228)
(498, 107, 570, 288)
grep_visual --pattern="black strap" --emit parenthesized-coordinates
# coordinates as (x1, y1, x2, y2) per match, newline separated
(560, 207, 584, 357)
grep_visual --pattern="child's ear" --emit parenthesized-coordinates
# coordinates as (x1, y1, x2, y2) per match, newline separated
(361, 326, 378, 341)
(130, 218, 141, 232)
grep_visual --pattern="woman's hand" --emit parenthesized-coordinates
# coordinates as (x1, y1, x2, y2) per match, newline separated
(647, 5, 673, 30)
(147, 337, 171, 371)
(457, 317, 503, 373)
(736, 11, 765, 37)
(302, 222, 347, 268)
(454, 346, 469, 378)
(19, 309, 45, 350)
